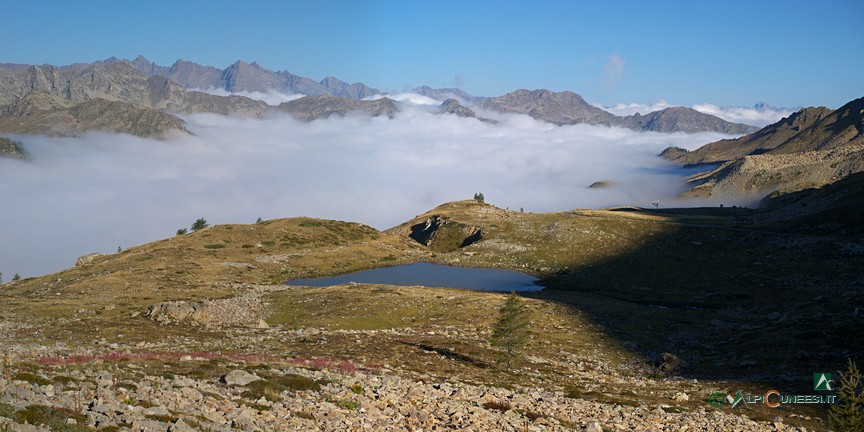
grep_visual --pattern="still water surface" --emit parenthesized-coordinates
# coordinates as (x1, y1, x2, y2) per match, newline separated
(287, 262, 542, 292)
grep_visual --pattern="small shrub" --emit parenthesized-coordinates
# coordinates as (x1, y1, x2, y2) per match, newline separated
(482, 400, 512, 411)
(203, 244, 226, 249)
(0, 402, 14, 418)
(337, 400, 359, 410)
(489, 292, 529, 369)
(261, 241, 276, 247)
(243, 374, 322, 401)
(522, 409, 544, 421)
(299, 220, 322, 227)
(176, 228, 187, 236)
(191, 217, 209, 232)
(350, 384, 364, 394)
(13, 404, 88, 431)
(294, 411, 314, 420)
(145, 413, 177, 423)
(829, 358, 864, 432)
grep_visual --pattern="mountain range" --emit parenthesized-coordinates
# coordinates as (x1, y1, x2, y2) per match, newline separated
(667, 96, 864, 199)
(0, 56, 758, 139)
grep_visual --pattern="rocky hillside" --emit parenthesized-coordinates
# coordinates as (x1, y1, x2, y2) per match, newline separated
(480, 89, 619, 126)
(481, 89, 757, 133)
(0, 62, 270, 137)
(0, 97, 188, 139)
(676, 96, 864, 199)
(619, 106, 757, 134)
(683, 143, 864, 199)
(673, 97, 863, 166)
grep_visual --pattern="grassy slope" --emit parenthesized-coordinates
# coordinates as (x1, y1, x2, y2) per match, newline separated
(1, 200, 860, 429)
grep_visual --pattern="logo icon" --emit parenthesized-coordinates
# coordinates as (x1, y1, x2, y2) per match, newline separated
(730, 390, 745, 408)
(814, 373, 833, 391)
(707, 392, 726, 408)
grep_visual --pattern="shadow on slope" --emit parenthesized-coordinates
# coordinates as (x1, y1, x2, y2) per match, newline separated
(527, 207, 864, 393)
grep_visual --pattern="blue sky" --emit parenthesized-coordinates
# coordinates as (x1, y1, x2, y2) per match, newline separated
(1, 0, 861, 108)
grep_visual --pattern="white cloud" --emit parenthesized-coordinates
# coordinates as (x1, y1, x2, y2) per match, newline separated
(603, 53, 626, 87)
(191, 87, 304, 105)
(599, 100, 672, 116)
(0, 112, 741, 278)
(364, 92, 441, 106)
(596, 100, 795, 127)
(691, 103, 794, 127)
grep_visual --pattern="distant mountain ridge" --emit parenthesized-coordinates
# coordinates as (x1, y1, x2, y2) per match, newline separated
(481, 89, 758, 134)
(0, 55, 782, 138)
(110, 55, 381, 100)
(64, 56, 762, 134)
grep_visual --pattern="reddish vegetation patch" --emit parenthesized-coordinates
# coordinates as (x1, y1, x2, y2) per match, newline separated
(36, 351, 267, 365)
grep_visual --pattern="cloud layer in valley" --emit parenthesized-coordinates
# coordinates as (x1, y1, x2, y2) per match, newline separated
(192, 87, 304, 105)
(599, 100, 795, 127)
(1, 106, 739, 278)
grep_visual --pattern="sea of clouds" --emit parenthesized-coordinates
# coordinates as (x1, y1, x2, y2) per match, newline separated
(599, 100, 795, 127)
(1, 101, 744, 278)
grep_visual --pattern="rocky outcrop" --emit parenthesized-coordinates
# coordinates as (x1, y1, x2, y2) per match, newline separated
(659, 146, 689, 161)
(0, 137, 29, 160)
(145, 301, 209, 323)
(409, 216, 484, 252)
(74, 253, 103, 267)
(439, 99, 496, 123)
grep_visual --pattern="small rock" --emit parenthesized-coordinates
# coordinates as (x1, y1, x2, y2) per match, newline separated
(66, 418, 78, 425)
(221, 370, 261, 386)
(256, 319, 270, 329)
(585, 421, 603, 432)
(672, 392, 689, 402)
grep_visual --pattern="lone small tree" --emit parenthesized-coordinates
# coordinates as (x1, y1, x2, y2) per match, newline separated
(473, 192, 485, 203)
(12, 273, 20, 282)
(829, 358, 864, 432)
(489, 291, 529, 370)
(191, 217, 209, 232)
